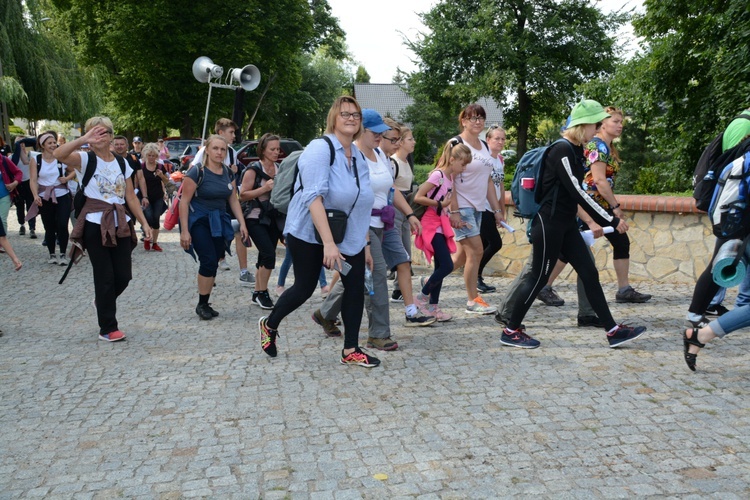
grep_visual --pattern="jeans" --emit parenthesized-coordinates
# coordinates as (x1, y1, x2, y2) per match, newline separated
(277, 248, 327, 287)
(711, 303, 750, 337)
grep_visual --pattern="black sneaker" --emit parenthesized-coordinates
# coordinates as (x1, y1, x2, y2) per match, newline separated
(404, 313, 437, 327)
(341, 347, 380, 367)
(493, 313, 524, 330)
(390, 290, 404, 303)
(195, 303, 214, 320)
(537, 286, 564, 306)
(705, 304, 730, 318)
(615, 286, 652, 303)
(252, 290, 275, 310)
(684, 316, 710, 329)
(259, 316, 278, 357)
(577, 315, 604, 328)
(500, 328, 540, 349)
(29, 229, 37, 239)
(607, 324, 647, 348)
(18, 225, 25, 236)
(206, 304, 219, 317)
(477, 277, 497, 294)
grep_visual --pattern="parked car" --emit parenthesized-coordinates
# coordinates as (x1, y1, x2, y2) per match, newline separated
(500, 149, 517, 160)
(178, 144, 202, 171)
(235, 138, 303, 168)
(164, 138, 201, 170)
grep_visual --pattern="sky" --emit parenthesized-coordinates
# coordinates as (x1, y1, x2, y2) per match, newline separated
(326, 0, 644, 83)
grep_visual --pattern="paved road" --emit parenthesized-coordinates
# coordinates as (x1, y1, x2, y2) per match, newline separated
(1, 221, 749, 498)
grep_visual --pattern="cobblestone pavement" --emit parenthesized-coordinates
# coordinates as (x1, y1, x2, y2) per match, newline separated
(1, 221, 749, 499)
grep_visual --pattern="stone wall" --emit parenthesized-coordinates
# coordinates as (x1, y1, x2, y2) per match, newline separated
(410, 195, 714, 284)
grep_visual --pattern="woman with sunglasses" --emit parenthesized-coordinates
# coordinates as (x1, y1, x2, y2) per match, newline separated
(258, 96, 380, 367)
(501, 100, 646, 349)
(54, 117, 152, 342)
(448, 104, 505, 315)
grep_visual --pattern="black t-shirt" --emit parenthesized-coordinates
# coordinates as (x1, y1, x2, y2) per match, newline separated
(142, 164, 166, 201)
(539, 139, 618, 228)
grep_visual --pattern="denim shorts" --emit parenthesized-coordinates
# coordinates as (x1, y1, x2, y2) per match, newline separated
(378, 226, 411, 270)
(453, 207, 482, 241)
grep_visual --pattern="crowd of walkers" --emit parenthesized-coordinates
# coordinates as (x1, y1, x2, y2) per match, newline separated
(3, 96, 750, 372)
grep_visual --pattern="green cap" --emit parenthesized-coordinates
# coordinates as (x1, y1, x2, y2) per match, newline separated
(567, 99, 610, 128)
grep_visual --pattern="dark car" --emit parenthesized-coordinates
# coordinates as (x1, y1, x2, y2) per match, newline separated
(178, 144, 202, 171)
(164, 138, 201, 169)
(235, 138, 303, 167)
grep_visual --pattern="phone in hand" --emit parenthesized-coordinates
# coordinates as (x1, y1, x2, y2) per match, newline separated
(333, 260, 352, 276)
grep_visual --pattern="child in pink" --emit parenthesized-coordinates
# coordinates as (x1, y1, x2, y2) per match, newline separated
(414, 142, 472, 321)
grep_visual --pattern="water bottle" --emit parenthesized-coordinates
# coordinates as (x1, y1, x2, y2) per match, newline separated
(387, 187, 395, 206)
(364, 268, 375, 296)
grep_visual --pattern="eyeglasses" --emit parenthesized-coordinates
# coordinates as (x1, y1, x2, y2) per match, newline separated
(340, 111, 362, 120)
(467, 116, 486, 123)
(157, 140, 164, 143)
(488, 124, 502, 131)
(381, 135, 401, 145)
(367, 130, 383, 138)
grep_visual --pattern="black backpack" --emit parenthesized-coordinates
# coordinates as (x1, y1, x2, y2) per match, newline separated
(693, 115, 750, 212)
(73, 151, 127, 218)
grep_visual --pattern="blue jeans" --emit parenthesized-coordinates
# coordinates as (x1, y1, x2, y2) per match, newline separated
(277, 249, 327, 287)
(711, 303, 750, 337)
(421, 233, 453, 304)
(708, 273, 750, 309)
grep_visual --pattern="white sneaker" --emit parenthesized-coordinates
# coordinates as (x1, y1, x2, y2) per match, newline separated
(59, 253, 69, 266)
(47, 254, 58, 265)
(465, 296, 497, 315)
(219, 259, 230, 271)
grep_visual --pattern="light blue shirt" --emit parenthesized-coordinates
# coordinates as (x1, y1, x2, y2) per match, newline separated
(284, 134, 374, 256)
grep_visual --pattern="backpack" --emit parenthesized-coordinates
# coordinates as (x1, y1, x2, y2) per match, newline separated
(73, 151, 127, 218)
(163, 163, 224, 230)
(269, 136, 335, 215)
(374, 147, 400, 180)
(693, 115, 750, 212)
(409, 170, 445, 220)
(707, 152, 750, 239)
(510, 139, 572, 220)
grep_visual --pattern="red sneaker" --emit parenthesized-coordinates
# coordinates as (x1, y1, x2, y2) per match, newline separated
(151, 243, 163, 252)
(144, 239, 151, 251)
(98, 330, 126, 342)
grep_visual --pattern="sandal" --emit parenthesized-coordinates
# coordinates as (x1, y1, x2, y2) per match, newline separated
(683, 328, 705, 372)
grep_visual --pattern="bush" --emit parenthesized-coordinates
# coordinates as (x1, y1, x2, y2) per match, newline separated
(412, 164, 434, 185)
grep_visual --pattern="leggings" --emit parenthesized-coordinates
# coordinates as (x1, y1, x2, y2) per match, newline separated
(40, 194, 71, 255)
(688, 236, 728, 315)
(143, 197, 166, 229)
(479, 210, 503, 276)
(508, 212, 616, 331)
(246, 219, 282, 270)
(267, 235, 365, 349)
(421, 233, 454, 304)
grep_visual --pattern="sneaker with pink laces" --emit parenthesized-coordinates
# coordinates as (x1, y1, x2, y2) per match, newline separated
(465, 296, 497, 315)
(426, 304, 452, 322)
(99, 330, 126, 342)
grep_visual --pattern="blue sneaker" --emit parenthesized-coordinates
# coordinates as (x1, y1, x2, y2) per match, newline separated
(607, 324, 646, 348)
(500, 328, 540, 349)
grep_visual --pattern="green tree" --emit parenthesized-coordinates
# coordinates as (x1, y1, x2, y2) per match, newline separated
(408, 0, 624, 156)
(579, 0, 750, 193)
(400, 90, 460, 164)
(355, 65, 371, 83)
(0, 0, 102, 142)
(50, 0, 343, 138)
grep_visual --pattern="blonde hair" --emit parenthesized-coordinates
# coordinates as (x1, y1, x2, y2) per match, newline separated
(436, 140, 471, 171)
(563, 124, 590, 146)
(214, 118, 238, 134)
(84, 116, 114, 134)
(141, 142, 160, 158)
(324, 96, 363, 140)
(383, 118, 402, 135)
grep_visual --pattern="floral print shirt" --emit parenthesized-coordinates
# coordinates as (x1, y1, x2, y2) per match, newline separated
(582, 137, 619, 210)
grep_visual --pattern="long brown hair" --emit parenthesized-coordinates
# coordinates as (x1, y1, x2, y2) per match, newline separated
(603, 106, 623, 163)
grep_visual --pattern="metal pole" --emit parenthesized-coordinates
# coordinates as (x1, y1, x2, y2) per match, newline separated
(200, 82, 214, 143)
